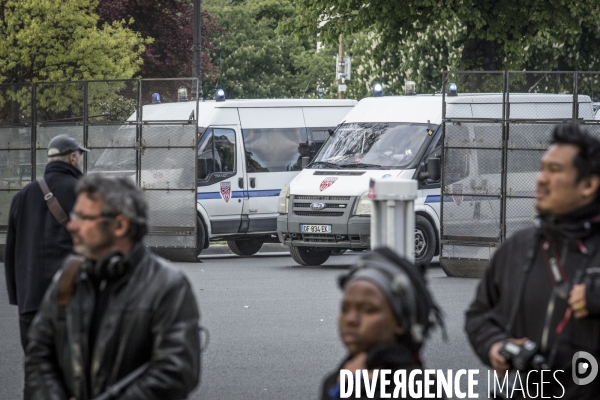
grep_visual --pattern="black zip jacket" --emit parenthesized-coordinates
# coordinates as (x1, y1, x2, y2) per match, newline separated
(25, 244, 201, 400)
(321, 341, 444, 400)
(465, 203, 600, 399)
(4, 161, 82, 314)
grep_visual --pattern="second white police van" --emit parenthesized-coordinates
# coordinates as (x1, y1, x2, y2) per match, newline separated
(277, 84, 594, 266)
(193, 98, 356, 256)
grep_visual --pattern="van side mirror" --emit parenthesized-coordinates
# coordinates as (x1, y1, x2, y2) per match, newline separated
(418, 156, 441, 181)
(198, 158, 208, 180)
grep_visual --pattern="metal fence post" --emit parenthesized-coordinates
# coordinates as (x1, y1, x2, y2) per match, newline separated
(31, 82, 37, 181)
(573, 72, 579, 121)
(83, 81, 88, 174)
(136, 79, 142, 187)
(440, 71, 447, 258)
(500, 71, 508, 242)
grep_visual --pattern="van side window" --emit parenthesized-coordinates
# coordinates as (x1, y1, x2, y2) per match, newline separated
(198, 128, 236, 181)
(242, 128, 309, 172)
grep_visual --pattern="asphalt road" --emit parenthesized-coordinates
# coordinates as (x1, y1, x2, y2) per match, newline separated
(0, 252, 492, 400)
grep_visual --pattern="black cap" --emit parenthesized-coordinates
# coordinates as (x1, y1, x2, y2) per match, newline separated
(47, 134, 89, 157)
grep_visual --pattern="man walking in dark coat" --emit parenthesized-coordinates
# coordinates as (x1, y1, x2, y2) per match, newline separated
(4, 134, 88, 351)
(465, 124, 600, 399)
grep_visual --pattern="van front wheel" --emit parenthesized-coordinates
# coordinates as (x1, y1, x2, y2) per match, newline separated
(227, 239, 263, 256)
(196, 216, 206, 259)
(290, 246, 332, 266)
(415, 215, 436, 266)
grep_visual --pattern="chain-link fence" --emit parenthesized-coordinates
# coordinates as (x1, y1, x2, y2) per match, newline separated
(441, 71, 600, 277)
(0, 78, 199, 262)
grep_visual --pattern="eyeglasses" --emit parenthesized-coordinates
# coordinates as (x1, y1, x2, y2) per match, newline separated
(69, 211, 116, 222)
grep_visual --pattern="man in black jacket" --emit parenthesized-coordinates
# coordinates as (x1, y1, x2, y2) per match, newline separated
(25, 174, 200, 400)
(465, 124, 600, 399)
(5, 134, 88, 352)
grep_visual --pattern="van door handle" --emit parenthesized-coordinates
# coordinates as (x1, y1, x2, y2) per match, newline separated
(238, 177, 244, 188)
(250, 177, 256, 188)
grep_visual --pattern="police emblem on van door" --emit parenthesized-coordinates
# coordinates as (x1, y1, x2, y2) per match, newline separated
(452, 183, 463, 206)
(220, 181, 232, 202)
(319, 177, 338, 191)
(310, 202, 326, 210)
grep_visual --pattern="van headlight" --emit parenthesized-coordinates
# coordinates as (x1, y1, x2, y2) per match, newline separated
(352, 191, 372, 217)
(278, 183, 290, 214)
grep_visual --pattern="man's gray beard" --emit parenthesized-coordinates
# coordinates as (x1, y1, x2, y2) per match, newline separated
(74, 231, 115, 261)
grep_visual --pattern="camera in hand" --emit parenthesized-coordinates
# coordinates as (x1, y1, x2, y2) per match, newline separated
(500, 340, 549, 370)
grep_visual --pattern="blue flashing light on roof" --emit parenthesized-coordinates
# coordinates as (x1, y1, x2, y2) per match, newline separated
(152, 93, 161, 104)
(215, 89, 226, 102)
(372, 83, 383, 97)
(447, 83, 458, 97)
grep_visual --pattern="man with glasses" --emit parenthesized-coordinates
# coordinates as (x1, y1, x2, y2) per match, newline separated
(4, 134, 87, 357)
(466, 124, 600, 398)
(25, 174, 200, 399)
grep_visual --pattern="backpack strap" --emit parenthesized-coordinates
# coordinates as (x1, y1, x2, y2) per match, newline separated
(38, 178, 69, 226)
(57, 255, 84, 306)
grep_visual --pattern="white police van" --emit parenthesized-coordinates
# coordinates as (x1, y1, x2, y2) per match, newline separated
(277, 83, 595, 266)
(193, 98, 356, 256)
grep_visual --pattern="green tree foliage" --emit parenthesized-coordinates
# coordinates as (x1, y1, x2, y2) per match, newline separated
(96, 0, 222, 80)
(288, 0, 600, 70)
(285, 0, 600, 97)
(204, 0, 337, 99)
(0, 0, 149, 84)
(343, 19, 464, 98)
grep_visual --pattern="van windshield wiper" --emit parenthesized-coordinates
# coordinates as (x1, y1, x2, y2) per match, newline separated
(339, 163, 385, 169)
(305, 161, 341, 169)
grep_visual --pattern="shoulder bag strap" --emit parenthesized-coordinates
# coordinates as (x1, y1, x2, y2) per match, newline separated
(38, 177, 69, 226)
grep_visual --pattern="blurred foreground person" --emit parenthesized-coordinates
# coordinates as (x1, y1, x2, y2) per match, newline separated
(466, 124, 600, 399)
(25, 174, 200, 400)
(321, 248, 444, 400)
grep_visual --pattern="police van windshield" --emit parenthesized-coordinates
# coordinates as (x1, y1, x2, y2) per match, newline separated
(311, 122, 436, 169)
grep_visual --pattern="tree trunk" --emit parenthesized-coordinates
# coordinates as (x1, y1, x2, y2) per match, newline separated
(456, 25, 505, 92)
(461, 24, 504, 70)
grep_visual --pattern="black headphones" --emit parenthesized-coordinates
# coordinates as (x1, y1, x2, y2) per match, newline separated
(84, 251, 128, 281)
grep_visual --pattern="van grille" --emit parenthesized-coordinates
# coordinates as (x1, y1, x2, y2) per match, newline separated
(294, 203, 347, 209)
(302, 234, 337, 243)
(294, 211, 344, 217)
(295, 195, 350, 201)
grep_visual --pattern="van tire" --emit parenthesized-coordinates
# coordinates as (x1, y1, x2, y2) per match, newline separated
(196, 216, 206, 259)
(290, 246, 332, 266)
(227, 239, 263, 256)
(415, 215, 436, 266)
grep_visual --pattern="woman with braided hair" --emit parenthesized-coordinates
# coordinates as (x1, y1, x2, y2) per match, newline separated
(321, 247, 445, 400)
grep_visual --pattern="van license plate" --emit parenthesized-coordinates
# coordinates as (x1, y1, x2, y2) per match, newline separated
(301, 224, 332, 233)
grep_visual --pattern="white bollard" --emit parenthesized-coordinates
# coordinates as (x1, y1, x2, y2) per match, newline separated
(369, 178, 418, 262)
